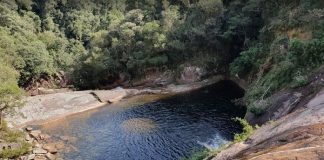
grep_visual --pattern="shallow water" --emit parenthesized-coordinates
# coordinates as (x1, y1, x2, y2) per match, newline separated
(40, 81, 246, 160)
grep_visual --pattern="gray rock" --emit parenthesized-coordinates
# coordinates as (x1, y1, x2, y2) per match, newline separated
(39, 134, 51, 140)
(43, 143, 58, 154)
(45, 153, 56, 160)
(92, 90, 128, 103)
(26, 127, 33, 132)
(25, 134, 33, 142)
(33, 148, 47, 154)
(34, 155, 47, 160)
(30, 130, 42, 139)
(178, 66, 207, 84)
(27, 154, 36, 160)
(19, 156, 28, 160)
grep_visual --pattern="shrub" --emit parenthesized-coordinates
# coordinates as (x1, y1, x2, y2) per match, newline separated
(229, 45, 266, 77)
(0, 122, 31, 159)
(187, 149, 209, 160)
(248, 107, 266, 117)
(233, 118, 254, 143)
(0, 142, 30, 159)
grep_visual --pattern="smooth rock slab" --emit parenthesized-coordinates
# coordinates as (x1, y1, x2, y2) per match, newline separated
(92, 89, 128, 103)
(5, 91, 104, 127)
(33, 148, 48, 154)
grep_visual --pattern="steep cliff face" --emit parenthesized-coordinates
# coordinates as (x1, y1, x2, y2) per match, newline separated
(213, 69, 324, 160)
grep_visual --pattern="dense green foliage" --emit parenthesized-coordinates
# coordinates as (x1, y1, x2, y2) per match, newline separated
(0, 0, 322, 158)
(228, 0, 324, 115)
(0, 0, 266, 89)
(0, 0, 322, 115)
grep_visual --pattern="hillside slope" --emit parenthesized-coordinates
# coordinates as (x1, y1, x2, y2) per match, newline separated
(213, 69, 324, 160)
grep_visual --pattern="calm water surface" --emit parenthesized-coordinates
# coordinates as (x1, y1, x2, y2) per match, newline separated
(40, 81, 245, 160)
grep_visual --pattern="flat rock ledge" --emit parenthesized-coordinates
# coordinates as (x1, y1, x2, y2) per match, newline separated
(5, 76, 225, 128)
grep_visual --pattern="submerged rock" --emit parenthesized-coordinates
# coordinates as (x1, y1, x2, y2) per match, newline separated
(43, 143, 58, 154)
(121, 118, 157, 133)
(30, 130, 42, 139)
(45, 153, 56, 160)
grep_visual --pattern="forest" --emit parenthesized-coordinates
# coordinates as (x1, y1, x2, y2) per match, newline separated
(0, 0, 323, 120)
(0, 0, 324, 147)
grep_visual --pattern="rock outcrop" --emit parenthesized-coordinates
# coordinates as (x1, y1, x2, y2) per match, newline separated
(19, 127, 66, 160)
(5, 76, 224, 128)
(178, 66, 208, 84)
(213, 89, 324, 160)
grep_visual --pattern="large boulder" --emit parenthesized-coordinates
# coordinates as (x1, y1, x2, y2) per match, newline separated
(178, 66, 207, 84)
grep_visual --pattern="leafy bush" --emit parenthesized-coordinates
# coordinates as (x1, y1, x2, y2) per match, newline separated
(233, 118, 255, 143)
(230, 45, 266, 77)
(249, 107, 266, 117)
(186, 149, 209, 160)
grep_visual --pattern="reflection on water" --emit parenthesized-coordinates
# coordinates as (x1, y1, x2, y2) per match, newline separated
(40, 81, 246, 160)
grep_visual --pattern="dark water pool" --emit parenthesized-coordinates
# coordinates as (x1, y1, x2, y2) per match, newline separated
(40, 81, 246, 160)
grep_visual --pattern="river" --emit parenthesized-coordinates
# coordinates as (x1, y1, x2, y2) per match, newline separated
(39, 81, 246, 160)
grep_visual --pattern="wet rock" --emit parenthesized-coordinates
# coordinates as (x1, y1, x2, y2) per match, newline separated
(43, 143, 58, 154)
(60, 136, 77, 142)
(34, 155, 47, 160)
(25, 134, 33, 142)
(39, 134, 51, 140)
(30, 130, 42, 139)
(54, 141, 65, 150)
(45, 153, 56, 160)
(33, 148, 47, 154)
(34, 142, 42, 148)
(26, 127, 33, 132)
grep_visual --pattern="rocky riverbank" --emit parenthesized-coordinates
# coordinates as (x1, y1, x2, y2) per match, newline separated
(5, 75, 225, 128)
(15, 127, 80, 160)
(211, 69, 324, 160)
(21, 128, 63, 160)
(212, 89, 324, 160)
